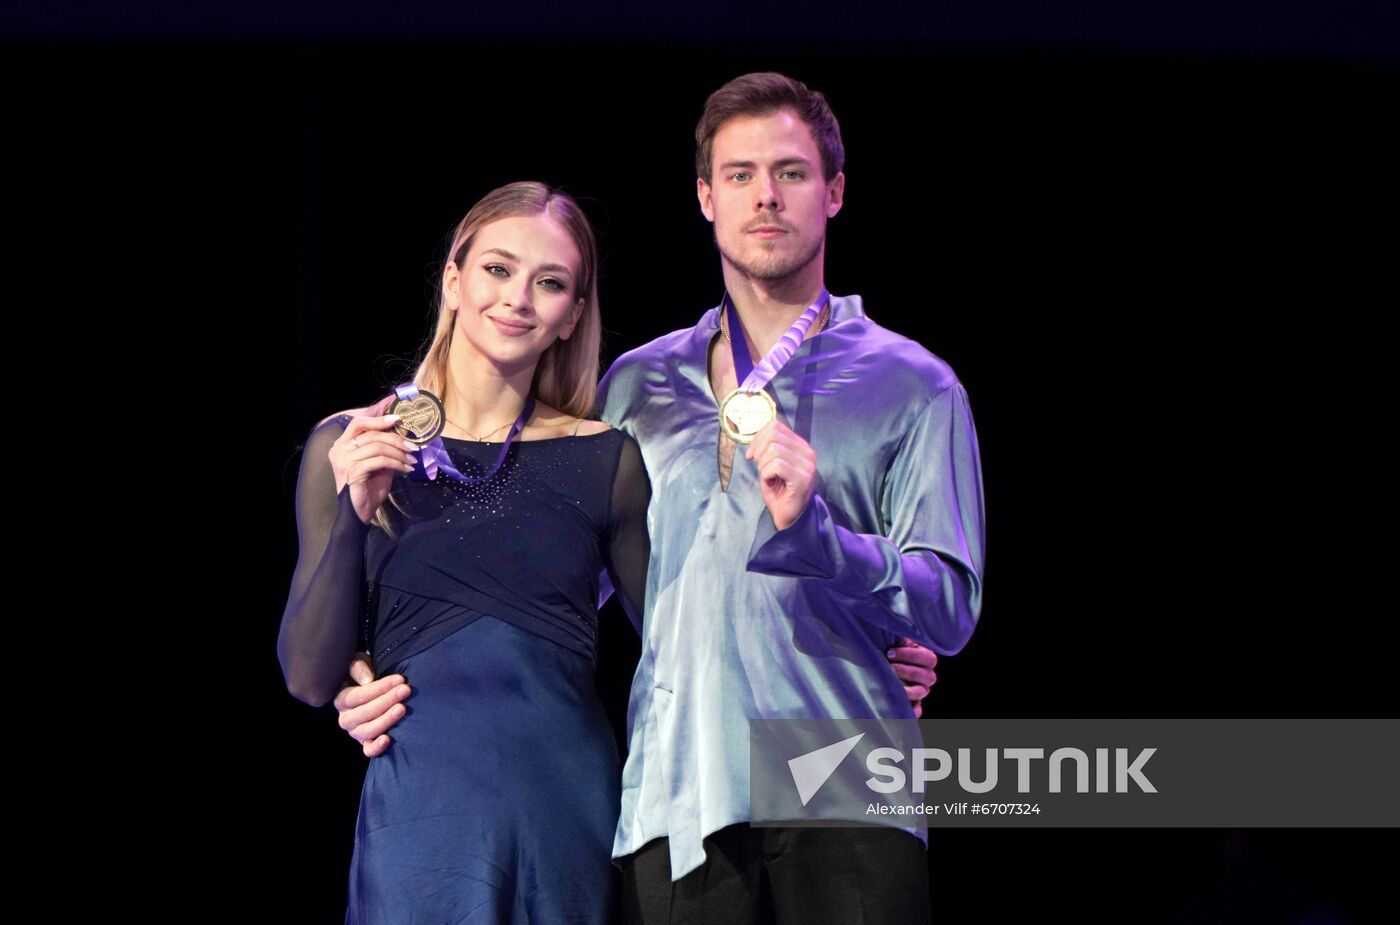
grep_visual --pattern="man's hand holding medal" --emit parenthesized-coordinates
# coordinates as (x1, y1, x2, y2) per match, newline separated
(744, 418, 817, 531)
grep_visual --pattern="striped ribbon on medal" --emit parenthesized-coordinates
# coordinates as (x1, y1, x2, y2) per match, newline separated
(724, 287, 829, 392)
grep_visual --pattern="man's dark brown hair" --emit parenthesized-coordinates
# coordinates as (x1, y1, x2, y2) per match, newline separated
(694, 72, 845, 182)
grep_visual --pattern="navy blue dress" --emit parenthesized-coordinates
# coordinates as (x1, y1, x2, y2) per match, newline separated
(279, 419, 650, 924)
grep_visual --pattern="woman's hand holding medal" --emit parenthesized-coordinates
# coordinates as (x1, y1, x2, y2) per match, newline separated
(744, 418, 817, 531)
(330, 413, 420, 525)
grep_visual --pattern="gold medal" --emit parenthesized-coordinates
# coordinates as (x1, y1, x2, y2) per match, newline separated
(719, 388, 776, 444)
(389, 388, 446, 445)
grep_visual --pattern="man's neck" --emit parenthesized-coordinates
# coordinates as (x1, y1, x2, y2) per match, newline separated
(721, 263, 827, 359)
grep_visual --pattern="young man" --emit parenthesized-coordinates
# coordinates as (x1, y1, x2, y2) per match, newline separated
(598, 71, 983, 922)
(336, 73, 983, 922)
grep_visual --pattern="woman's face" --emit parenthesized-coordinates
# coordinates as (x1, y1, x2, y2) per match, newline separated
(443, 213, 584, 376)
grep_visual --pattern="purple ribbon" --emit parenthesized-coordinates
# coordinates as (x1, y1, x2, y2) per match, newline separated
(723, 288, 829, 392)
(395, 383, 534, 485)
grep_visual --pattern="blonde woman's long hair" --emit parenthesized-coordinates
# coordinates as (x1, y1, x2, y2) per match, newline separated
(414, 180, 602, 418)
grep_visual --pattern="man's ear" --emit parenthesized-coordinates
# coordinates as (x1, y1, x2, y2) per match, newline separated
(826, 171, 845, 219)
(697, 176, 716, 223)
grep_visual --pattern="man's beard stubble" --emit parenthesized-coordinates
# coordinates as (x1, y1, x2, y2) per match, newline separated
(714, 227, 826, 284)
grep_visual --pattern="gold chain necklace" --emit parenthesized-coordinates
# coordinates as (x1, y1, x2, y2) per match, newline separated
(719, 301, 830, 347)
(446, 412, 526, 443)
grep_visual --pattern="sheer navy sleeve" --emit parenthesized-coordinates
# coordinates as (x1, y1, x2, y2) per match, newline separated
(601, 433, 651, 636)
(276, 416, 369, 707)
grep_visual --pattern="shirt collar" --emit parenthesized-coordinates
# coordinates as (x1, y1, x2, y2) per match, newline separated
(696, 292, 866, 335)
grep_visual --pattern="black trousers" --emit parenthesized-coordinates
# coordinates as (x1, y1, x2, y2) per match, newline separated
(619, 823, 931, 925)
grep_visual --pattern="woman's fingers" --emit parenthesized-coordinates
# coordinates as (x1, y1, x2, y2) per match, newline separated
(331, 415, 418, 486)
(340, 426, 418, 463)
(340, 433, 420, 482)
(341, 413, 403, 442)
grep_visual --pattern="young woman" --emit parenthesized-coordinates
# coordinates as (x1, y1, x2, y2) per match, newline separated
(277, 181, 649, 923)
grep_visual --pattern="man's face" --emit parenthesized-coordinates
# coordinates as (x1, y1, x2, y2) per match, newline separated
(697, 108, 845, 284)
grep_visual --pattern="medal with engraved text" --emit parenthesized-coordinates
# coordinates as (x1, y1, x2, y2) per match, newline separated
(391, 382, 533, 485)
(718, 288, 829, 444)
(719, 388, 777, 445)
(389, 388, 445, 445)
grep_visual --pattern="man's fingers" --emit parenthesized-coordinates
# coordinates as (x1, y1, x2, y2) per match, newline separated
(338, 683, 412, 735)
(758, 423, 813, 459)
(748, 430, 811, 464)
(890, 661, 936, 687)
(348, 699, 408, 743)
(758, 458, 802, 485)
(745, 422, 775, 460)
(338, 677, 408, 733)
(362, 734, 393, 758)
(348, 656, 377, 686)
(892, 637, 937, 708)
(889, 642, 937, 671)
(333, 681, 367, 714)
(337, 673, 403, 709)
(903, 684, 932, 702)
(745, 419, 797, 456)
(336, 676, 409, 718)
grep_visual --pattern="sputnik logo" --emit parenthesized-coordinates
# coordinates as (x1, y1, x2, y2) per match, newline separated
(788, 733, 865, 806)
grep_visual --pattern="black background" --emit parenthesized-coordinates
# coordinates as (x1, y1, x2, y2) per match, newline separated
(13, 3, 1397, 921)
